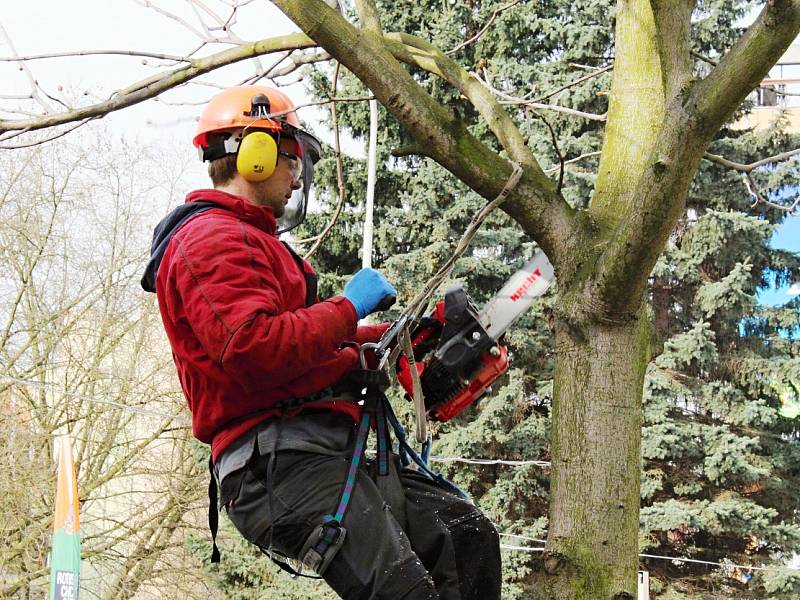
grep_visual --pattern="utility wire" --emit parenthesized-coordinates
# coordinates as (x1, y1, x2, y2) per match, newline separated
(497, 533, 800, 573)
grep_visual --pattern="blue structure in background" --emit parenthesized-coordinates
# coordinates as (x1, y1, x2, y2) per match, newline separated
(757, 215, 800, 307)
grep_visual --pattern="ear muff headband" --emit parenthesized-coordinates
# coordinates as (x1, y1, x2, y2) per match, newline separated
(236, 131, 278, 182)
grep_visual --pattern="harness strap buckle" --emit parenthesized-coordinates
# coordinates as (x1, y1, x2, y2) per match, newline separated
(297, 521, 347, 576)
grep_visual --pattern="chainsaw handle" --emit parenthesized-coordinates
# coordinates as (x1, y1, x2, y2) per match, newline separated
(375, 294, 396, 312)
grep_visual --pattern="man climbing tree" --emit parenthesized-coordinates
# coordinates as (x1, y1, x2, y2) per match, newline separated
(141, 84, 502, 600)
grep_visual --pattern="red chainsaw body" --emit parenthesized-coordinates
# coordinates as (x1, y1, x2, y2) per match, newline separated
(396, 298, 510, 422)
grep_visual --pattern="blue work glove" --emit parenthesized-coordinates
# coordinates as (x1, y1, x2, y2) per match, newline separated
(342, 268, 397, 319)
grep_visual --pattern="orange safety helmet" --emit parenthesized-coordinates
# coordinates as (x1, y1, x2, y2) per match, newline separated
(193, 85, 302, 151)
(194, 85, 322, 234)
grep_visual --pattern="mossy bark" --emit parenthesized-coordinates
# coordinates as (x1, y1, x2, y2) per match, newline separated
(532, 308, 651, 600)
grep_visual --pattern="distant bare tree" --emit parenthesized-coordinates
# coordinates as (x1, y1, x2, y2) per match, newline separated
(0, 134, 213, 599)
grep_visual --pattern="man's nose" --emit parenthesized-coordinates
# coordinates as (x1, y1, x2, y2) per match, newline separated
(291, 178, 301, 189)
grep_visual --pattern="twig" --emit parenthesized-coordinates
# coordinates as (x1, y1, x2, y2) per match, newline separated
(0, 22, 54, 114)
(301, 62, 348, 257)
(134, 0, 210, 41)
(568, 61, 611, 71)
(543, 150, 602, 173)
(528, 108, 564, 192)
(472, 70, 607, 121)
(447, 0, 525, 55)
(500, 100, 607, 121)
(268, 49, 331, 80)
(190, 0, 229, 30)
(0, 118, 96, 150)
(533, 65, 613, 102)
(741, 172, 799, 213)
(0, 127, 32, 143)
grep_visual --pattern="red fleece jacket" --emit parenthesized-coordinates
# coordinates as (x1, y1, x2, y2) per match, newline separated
(156, 190, 387, 461)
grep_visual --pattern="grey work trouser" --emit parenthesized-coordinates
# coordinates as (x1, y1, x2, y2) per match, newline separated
(216, 417, 502, 600)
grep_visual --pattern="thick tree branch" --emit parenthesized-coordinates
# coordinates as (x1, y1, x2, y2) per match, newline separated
(591, 0, 664, 232)
(354, 0, 382, 32)
(383, 32, 540, 168)
(687, 0, 800, 139)
(273, 0, 582, 264)
(0, 32, 316, 136)
(649, 0, 694, 101)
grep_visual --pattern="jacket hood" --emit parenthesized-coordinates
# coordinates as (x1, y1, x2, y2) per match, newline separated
(140, 190, 277, 293)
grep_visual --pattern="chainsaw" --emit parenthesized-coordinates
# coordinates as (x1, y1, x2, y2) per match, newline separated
(383, 251, 555, 422)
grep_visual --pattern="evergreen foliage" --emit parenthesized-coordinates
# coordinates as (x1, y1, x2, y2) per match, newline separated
(198, 1, 800, 597)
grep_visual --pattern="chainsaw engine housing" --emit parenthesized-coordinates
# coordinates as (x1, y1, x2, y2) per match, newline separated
(397, 285, 509, 421)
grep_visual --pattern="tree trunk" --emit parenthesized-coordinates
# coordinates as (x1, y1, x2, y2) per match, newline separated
(533, 309, 651, 600)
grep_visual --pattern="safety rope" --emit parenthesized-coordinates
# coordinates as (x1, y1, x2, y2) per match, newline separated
(403, 161, 524, 321)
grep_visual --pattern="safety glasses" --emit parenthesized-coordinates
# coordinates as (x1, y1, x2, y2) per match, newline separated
(277, 150, 303, 180)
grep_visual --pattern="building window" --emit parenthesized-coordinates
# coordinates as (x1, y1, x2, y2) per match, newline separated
(757, 85, 784, 107)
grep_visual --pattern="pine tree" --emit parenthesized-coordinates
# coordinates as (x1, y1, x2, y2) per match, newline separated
(640, 119, 800, 598)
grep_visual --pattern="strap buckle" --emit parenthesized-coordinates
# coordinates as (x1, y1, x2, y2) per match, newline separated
(296, 521, 347, 576)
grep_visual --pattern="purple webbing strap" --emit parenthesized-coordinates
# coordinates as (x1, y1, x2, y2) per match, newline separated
(333, 409, 371, 523)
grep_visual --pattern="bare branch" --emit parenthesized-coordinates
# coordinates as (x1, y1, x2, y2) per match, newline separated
(0, 118, 97, 150)
(500, 100, 607, 121)
(447, 0, 525, 55)
(471, 71, 607, 120)
(134, 0, 211, 41)
(190, 0, 231, 31)
(704, 147, 800, 173)
(269, 48, 331, 78)
(0, 49, 192, 62)
(0, 22, 54, 114)
(704, 148, 800, 214)
(533, 65, 613, 103)
(544, 150, 602, 174)
(0, 33, 317, 136)
(740, 172, 798, 213)
(528, 108, 565, 192)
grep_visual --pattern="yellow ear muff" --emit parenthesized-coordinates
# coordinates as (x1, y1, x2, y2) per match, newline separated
(236, 131, 278, 182)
